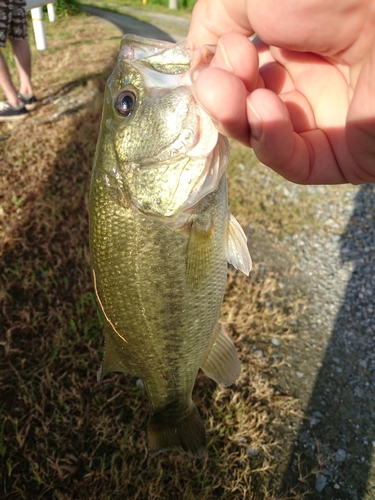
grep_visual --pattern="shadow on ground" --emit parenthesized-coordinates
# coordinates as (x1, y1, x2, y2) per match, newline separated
(281, 184, 375, 499)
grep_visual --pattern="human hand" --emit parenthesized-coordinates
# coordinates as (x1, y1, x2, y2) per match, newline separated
(188, 0, 375, 184)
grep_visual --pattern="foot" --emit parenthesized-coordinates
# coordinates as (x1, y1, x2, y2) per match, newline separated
(0, 101, 28, 122)
(18, 93, 38, 111)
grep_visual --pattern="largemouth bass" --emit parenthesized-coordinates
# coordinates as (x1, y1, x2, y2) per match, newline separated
(89, 35, 251, 458)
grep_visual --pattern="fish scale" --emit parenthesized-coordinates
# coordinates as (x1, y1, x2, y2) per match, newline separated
(91, 172, 228, 393)
(89, 35, 251, 458)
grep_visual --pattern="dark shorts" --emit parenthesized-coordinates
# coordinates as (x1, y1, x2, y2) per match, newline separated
(0, 0, 28, 47)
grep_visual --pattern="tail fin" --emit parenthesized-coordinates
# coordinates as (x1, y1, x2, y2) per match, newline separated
(148, 402, 206, 458)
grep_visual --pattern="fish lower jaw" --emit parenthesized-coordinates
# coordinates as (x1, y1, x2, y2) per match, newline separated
(186, 107, 218, 159)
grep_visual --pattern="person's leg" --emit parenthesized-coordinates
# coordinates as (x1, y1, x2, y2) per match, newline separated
(0, 50, 27, 118)
(0, 0, 23, 107)
(0, 0, 28, 120)
(0, 50, 21, 106)
(10, 38, 33, 97)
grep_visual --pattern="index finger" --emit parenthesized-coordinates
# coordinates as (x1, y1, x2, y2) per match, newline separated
(187, 0, 254, 46)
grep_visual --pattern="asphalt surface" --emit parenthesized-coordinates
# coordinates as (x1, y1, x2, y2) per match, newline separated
(80, 4, 186, 42)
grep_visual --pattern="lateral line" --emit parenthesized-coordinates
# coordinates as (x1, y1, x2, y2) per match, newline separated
(92, 269, 128, 344)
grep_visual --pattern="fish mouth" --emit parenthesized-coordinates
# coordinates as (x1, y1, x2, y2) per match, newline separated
(187, 106, 218, 159)
(129, 132, 228, 224)
(181, 133, 229, 214)
(119, 35, 188, 67)
(177, 106, 227, 212)
(140, 102, 216, 165)
(128, 105, 227, 221)
(112, 35, 228, 220)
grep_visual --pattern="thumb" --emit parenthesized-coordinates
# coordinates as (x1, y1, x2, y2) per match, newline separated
(247, 89, 346, 184)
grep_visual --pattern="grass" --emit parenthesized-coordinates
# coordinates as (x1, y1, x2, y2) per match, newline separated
(0, 11, 318, 500)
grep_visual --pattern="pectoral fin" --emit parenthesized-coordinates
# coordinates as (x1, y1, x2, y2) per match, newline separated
(200, 324, 241, 386)
(186, 219, 215, 288)
(226, 213, 252, 275)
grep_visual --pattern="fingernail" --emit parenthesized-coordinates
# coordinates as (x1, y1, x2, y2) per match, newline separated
(247, 99, 263, 141)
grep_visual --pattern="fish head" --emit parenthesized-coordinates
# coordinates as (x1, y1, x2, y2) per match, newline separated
(99, 35, 229, 221)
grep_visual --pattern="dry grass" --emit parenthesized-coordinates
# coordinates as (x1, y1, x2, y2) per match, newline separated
(1, 13, 312, 500)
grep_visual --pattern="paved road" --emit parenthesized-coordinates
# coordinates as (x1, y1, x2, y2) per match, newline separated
(81, 4, 187, 42)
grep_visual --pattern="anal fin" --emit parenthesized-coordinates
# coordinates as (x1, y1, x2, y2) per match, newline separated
(200, 324, 241, 386)
(226, 213, 252, 275)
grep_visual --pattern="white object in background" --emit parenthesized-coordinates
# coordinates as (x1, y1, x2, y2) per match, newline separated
(26, 0, 56, 49)
(25, 0, 56, 11)
(31, 7, 47, 51)
(46, 3, 55, 22)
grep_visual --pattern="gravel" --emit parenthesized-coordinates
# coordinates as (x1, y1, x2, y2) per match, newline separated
(316, 474, 327, 492)
(271, 183, 375, 499)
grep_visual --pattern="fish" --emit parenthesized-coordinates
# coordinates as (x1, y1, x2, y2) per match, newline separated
(89, 34, 251, 459)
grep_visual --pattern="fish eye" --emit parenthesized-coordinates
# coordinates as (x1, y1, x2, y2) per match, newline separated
(115, 90, 136, 117)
